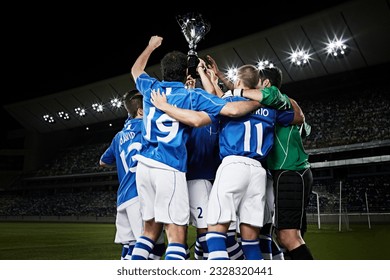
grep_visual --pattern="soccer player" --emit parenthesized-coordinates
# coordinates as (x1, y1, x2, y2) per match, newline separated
(150, 64, 303, 260)
(262, 68, 314, 260)
(186, 112, 220, 260)
(129, 35, 262, 260)
(226, 65, 315, 260)
(99, 90, 165, 260)
(206, 55, 311, 259)
(258, 171, 285, 260)
(185, 72, 244, 260)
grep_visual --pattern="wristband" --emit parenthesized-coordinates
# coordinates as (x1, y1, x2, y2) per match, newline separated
(223, 90, 233, 97)
(233, 88, 243, 97)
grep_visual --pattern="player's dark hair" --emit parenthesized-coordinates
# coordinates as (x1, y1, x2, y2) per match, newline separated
(161, 51, 188, 83)
(123, 90, 143, 118)
(259, 67, 282, 89)
(236, 65, 260, 89)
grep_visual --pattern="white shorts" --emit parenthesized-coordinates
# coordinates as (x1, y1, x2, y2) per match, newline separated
(263, 175, 275, 225)
(188, 179, 212, 229)
(114, 197, 143, 244)
(136, 161, 189, 225)
(207, 155, 267, 228)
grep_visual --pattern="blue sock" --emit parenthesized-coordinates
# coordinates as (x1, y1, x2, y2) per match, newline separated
(164, 243, 187, 260)
(236, 232, 242, 243)
(194, 239, 204, 260)
(259, 234, 272, 260)
(272, 240, 285, 260)
(131, 236, 155, 260)
(226, 229, 244, 260)
(121, 244, 129, 260)
(123, 241, 136, 260)
(149, 241, 166, 260)
(196, 233, 209, 260)
(241, 238, 263, 260)
(206, 232, 229, 260)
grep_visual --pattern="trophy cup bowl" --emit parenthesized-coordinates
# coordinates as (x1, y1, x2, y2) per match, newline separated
(176, 12, 211, 78)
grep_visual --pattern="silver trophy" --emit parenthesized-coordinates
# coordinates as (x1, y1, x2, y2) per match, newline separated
(176, 12, 211, 78)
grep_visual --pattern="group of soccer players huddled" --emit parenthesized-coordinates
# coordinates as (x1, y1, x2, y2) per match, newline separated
(99, 35, 316, 260)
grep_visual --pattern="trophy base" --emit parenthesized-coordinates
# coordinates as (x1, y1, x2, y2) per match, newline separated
(187, 54, 199, 79)
(188, 49, 197, 56)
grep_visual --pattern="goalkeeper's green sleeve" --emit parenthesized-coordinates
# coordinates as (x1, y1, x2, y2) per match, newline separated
(260, 86, 291, 110)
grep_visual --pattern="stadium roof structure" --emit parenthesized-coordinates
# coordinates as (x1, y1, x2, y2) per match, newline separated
(4, 0, 390, 134)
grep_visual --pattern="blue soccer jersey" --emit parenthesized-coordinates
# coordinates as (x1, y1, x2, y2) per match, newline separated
(136, 73, 227, 172)
(100, 117, 143, 207)
(219, 96, 294, 162)
(186, 115, 220, 181)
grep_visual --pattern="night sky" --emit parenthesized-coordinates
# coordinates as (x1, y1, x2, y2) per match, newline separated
(2, 1, 349, 134)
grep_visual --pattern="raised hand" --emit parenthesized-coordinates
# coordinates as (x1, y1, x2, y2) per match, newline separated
(206, 55, 219, 73)
(197, 58, 207, 69)
(149, 35, 163, 50)
(185, 75, 196, 89)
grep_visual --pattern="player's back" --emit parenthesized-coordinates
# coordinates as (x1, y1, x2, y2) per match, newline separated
(186, 118, 220, 181)
(136, 73, 227, 172)
(267, 123, 310, 171)
(100, 117, 143, 206)
(219, 96, 293, 162)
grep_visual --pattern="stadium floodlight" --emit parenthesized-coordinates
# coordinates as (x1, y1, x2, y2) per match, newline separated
(225, 67, 238, 82)
(110, 97, 122, 108)
(92, 103, 104, 113)
(57, 111, 70, 120)
(326, 38, 349, 58)
(289, 48, 311, 67)
(42, 114, 55, 123)
(257, 60, 274, 70)
(74, 107, 86, 117)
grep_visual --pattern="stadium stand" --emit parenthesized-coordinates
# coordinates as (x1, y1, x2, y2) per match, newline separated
(1, 64, 389, 223)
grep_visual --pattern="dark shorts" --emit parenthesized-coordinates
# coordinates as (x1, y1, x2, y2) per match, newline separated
(272, 168, 313, 230)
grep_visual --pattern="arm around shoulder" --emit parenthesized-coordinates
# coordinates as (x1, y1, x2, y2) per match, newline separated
(150, 89, 212, 127)
(220, 99, 260, 117)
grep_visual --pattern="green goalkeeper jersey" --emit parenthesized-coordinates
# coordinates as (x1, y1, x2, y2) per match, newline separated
(266, 123, 311, 171)
(260, 86, 291, 110)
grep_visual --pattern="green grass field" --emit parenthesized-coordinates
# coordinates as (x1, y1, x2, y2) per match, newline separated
(0, 222, 389, 260)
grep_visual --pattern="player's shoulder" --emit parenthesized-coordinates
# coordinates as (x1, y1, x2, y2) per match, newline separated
(191, 87, 211, 95)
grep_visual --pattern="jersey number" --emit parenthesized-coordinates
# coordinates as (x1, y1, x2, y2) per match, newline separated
(119, 142, 142, 174)
(244, 121, 264, 155)
(145, 107, 179, 142)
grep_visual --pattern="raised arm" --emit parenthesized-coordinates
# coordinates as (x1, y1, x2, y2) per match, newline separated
(197, 58, 216, 94)
(131, 35, 163, 81)
(208, 69, 225, 98)
(206, 54, 234, 91)
(197, 67, 225, 98)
